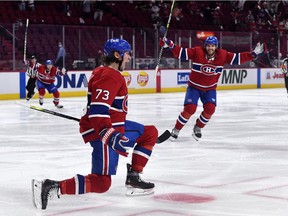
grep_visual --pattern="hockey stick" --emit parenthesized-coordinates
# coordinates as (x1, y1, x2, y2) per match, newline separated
(29, 105, 80, 122)
(156, 130, 171, 143)
(18, 103, 169, 144)
(155, 0, 176, 73)
(23, 19, 29, 62)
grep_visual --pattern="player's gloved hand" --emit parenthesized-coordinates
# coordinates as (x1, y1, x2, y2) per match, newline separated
(23, 59, 29, 66)
(281, 58, 288, 74)
(99, 128, 129, 157)
(159, 37, 175, 49)
(61, 67, 67, 75)
(251, 42, 264, 58)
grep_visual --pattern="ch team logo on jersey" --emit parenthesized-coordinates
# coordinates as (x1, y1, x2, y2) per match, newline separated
(200, 64, 217, 75)
(122, 95, 128, 113)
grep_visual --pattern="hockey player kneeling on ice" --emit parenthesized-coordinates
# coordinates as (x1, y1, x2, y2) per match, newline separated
(36, 60, 66, 108)
(32, 38, 158, 210)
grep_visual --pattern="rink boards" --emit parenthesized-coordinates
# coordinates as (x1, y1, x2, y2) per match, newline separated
(0, 68, 285, 100)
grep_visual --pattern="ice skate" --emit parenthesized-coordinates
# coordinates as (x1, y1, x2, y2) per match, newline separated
(125, 164, 154, 196)
(26, 93, 35, 101)
(55, 104, 64, 109)
(32, 179, 60, 210)
(169, 128, 179, 141)
(192, 125, 202, 141)
(39, 98, 43, 106)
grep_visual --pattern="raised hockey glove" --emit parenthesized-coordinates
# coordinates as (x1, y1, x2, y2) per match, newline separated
(159, 37, 175, 49)
(251, 42, 264, 58)
(61, 67, 67, 75)
(100, 128, 129, 157)
(23, 59, 29, 66)
(281, 58, 288, 74)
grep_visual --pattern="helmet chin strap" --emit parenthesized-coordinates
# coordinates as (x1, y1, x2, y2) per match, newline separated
(118, 60, 124, 71)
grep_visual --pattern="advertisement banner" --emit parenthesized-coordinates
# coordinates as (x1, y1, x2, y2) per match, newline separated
(121, 70, 157, 93)
(218, 68, 258, 89)
(260, 68, 285, 88)
(160, 68, 258, 92)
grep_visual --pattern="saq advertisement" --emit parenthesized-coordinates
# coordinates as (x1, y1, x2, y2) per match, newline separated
(260, 68, 286, 88)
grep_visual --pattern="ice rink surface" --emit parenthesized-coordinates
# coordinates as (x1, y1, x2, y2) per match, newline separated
(1, 88, 288, 216)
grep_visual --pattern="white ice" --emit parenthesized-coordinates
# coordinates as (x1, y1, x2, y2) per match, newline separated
(1, 88, 288, 216)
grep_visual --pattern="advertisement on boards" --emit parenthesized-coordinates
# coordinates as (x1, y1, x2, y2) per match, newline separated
(260, 68, 285, 88)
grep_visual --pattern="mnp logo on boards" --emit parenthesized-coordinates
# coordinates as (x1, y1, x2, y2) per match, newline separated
(177, 72, 190, 85)
(221, 69, 247, 84)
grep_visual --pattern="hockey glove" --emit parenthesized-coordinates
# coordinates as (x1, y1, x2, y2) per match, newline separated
(100, 128, 129, 157)
(251, 42, 264, 58)
(23, 59, 29, 66)
(159, 37, 175, 49)
(61, 67, 67, 75)
(281, 58, 288, 74)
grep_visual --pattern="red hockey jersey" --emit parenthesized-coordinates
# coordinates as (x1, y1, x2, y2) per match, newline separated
(171, 46, 254, 90)
(36, 65, 60, 84)
(79, 66, 128, 143)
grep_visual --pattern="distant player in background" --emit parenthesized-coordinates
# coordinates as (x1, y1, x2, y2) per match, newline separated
(36, 60, 66, 108)
(24, 55, 41, 101)
(159, 36, 265, 141)
(280, 57, 288, 97)
(32, 38, 158, 210)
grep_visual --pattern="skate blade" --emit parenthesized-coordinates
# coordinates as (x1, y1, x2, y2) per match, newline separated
(32, 179, 43, 209)
(169, 136, 177, 142)
(125, 187, 154, 196)
(192, 134, 200, 141)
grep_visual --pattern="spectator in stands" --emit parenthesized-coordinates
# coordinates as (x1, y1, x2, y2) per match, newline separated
(151, 3, 160, 22)
(245, 10, 255, 23)
(212, 6, 223, 28)
(186, 1, 200, 15)
(266, 36, 278, 67)
(82, 0, 91, 19)
(173, 5, 183, 21)
(95, 49, 103, 67)
(93, 0, 105, 22)
(19, 0, 26, 11)
(277, 20, 286, 35)
(28, 0, 35, 11)
(245, 10, 256, 31)
(79, 0, 91, 24)
(63, 2, 72, 17)
(55, 42, 66, 69)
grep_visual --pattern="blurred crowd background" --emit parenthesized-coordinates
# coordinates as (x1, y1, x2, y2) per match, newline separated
(0, 0, 288, 70)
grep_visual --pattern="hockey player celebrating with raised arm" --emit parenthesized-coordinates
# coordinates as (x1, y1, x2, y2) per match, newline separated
(36, 60, 66, 108)
(24, 55, 41, 101)
(280, 57, 288, 97)
(32, 38, 158, 210)
(159, 36, 265, 141)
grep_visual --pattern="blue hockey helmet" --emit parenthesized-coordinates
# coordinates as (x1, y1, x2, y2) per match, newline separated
(104, 38, 131, 57)
(45, 60, 53, 65)
(204, 36, 218, 48)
